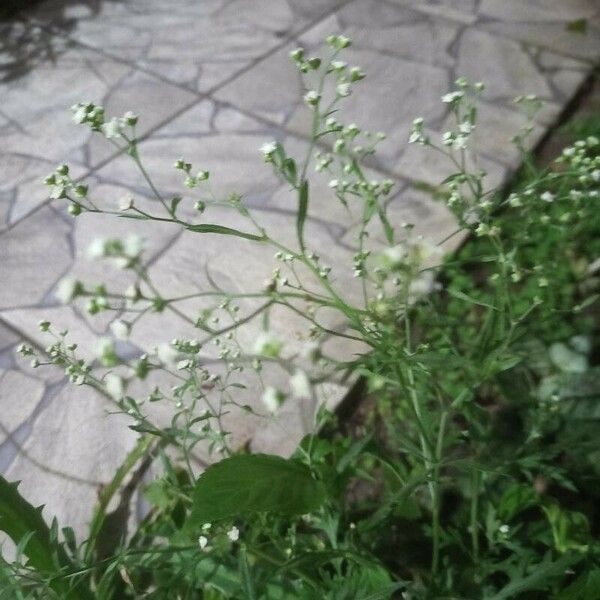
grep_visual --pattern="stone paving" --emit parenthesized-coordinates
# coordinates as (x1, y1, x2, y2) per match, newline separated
(0, 0, 598, 534)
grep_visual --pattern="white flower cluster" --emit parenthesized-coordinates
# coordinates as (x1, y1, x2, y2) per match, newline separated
(174, 157, 209, 188)
(87, 235, 145, 269)
(197, 524, 240, 553)
(71, 102, 138, 140)
(44, 164, 88, 215)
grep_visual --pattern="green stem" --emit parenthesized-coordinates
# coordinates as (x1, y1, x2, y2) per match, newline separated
(470, 468, 480, 562)
(431, 410, 447, 576)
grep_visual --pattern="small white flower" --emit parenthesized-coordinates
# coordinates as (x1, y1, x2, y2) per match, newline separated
(452, 135, 468, 150)
(289, 47, 304, 61)
(409, 238, 443, 267)
(540, 191, 555, 203)
(499, 524, 509, 535)
(125, 285, 140, 303)
(123, 111, 138, 126)
(508, 194, 522, 208)
(540, 192, 554, 202)
(123, 235, 144, 257)
(105, 373, 124, 400)
(253, 332, 282, 358)
(408, 271, 438, 302)
(379, 244, 407, 269)
(301, 341, 320, 363)
(87, 238, 107, 259)
(55, 277, 80, 304)
(17, 343, 33, 356)
(304, 90, 321, 106)
(96, 336, 114, 358)
(260, 141, 277, 158)
(290, 370, 311, 399)
(261, 386, 284, 414)
(459, 121, 473, 134)
(476, 223, 491, 237)
(198, 535, 208, 550)
(441, 91, 464, 104)
(72, 104, 89, 124)
(591, 169, 600, 182)
(157, 343, 179, 367)
(118, 193, 134, 211)
(408, 131, 423, 144)
(336, 83, 351, 97)
(101, 117, 122, 139)
(227, 526, 240, 542)
(177, 359, 191, 370)
(110, 319, 130, 340)
(123, 234, 144, 257)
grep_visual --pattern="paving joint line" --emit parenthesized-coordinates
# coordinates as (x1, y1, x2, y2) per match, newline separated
(3, 0, 356, 232)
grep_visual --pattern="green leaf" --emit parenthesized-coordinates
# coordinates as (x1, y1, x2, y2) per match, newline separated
(557, 569, 600, 600)
(297, 180, 309, 253)
(185, 223, 265, 242)
(238, 545, 256, 600)
(85, 435, 153, 563)
(0, 477, 85, 598)
(376, 204, 394, 245)
(498, 483, 538, 521)
(447, 287, 498, 310)
(187, 454, 327, 528)
(566, 18, 588, 33)
(543, 503, 590, 553)
(489, 553, 582, 600)
(170, 195, 182, 215)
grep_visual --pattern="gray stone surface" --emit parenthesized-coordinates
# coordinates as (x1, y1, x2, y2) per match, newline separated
(215, 0, 590, 187)
(0, 0, 597, 538)
(30, 0, 349, 92)
(0, 25, 196, 229)
(393, 0, 600, 61)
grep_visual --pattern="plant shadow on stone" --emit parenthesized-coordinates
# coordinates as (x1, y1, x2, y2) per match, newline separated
(0, 0, 121, 83)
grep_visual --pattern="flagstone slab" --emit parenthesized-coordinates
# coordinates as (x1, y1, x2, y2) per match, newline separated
(30, 0, 349, 93)
(0, 321, 135, 534)
(0, 206, 71, 310)
(215, 0, 590, 189)
(2, 374, 136, 535)
(391, 0, 600, 61)
(0, 23, 197, 229)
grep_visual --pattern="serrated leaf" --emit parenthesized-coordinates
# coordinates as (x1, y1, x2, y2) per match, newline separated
(0, 476, 87, 598)
(543, 503, 590, 553)
(187, 454, 327, 529)
(489, 553, 581, 600)
(186, 223, 265, 242)
(498, 483, 538, 521)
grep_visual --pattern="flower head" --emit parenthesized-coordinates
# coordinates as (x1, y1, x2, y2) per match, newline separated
(261, 386, 284, 414)
(105, 373, 124, 399)
(253, 332, 283, 358)
(227, 526, 240, 542)
(55, 277, 82, 304)
(290, 370, 311, 399)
